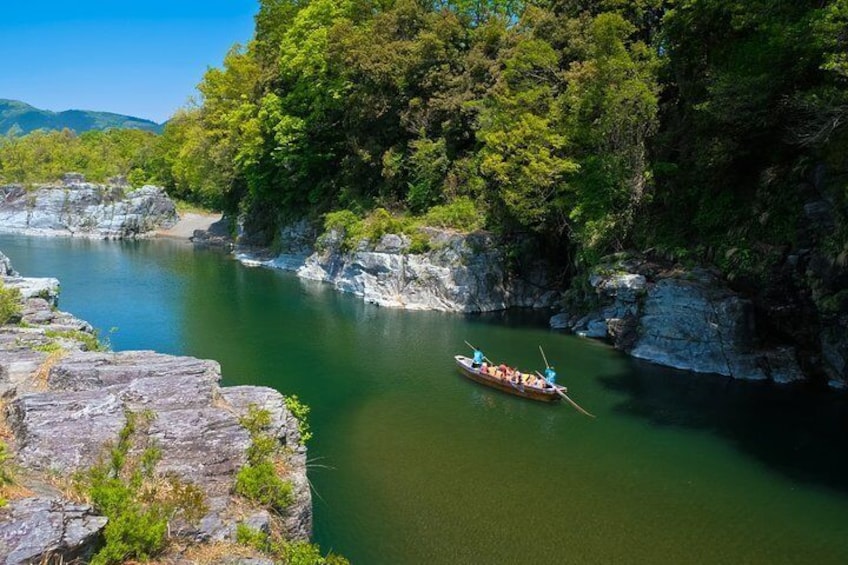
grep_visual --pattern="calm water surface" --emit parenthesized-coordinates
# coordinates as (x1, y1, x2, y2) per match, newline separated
(2, 235, 848, 564)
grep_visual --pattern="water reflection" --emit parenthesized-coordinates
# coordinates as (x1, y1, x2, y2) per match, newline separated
(602, 359, 848, 493)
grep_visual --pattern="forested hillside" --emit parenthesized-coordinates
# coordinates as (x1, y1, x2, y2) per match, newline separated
(161, 0, 847, 274)
(0, 99, 163, 135)
(3, 0, 846, 281)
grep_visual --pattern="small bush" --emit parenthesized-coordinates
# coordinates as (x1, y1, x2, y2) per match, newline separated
(236, 405, 294, 512)
(323, 208, 426, 252)
(322, 210, 364, 251)
(0, 441, 13, 507)
(0, 281, 21, 326)
(235, 461, 293, 510)
(422, 197, 484, 233)
(78, 410, 208, 565)
(284, 395, 312, 445)
(236, 524, 349, 565)
(45, 328, 107, 352)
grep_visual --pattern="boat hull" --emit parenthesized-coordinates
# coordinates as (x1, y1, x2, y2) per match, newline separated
(454, 355, 560, 403)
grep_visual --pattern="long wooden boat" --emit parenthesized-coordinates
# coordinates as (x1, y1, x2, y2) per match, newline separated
(454, 355, 562, 403)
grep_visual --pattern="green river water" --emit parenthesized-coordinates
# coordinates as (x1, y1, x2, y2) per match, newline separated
(2, 235, 847, 564)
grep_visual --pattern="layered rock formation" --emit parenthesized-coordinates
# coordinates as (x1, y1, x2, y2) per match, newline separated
(553, 256, 808, 385)
(236, 221, 557, 313)
(0, 257, 311, 563)
(0, 173, 177, 238)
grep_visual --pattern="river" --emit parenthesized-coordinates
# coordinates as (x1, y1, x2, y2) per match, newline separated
(2, 235, 848, 564)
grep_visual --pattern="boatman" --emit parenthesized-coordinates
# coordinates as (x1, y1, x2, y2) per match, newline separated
(472, 349, 485, 368)
(544, 366, 557, 386)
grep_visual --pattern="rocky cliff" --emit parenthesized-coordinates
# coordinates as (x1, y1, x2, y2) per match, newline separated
(549, 255, 843, 387)
(0, 251, 311, 564)
(0, 173, 177, 239)
(235, 220, 558, 313)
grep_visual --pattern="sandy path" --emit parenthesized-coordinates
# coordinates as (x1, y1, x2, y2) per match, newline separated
(156, 212, 223, 239)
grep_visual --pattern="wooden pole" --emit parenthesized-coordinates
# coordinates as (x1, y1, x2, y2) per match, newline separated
(539, 345, 551, 369)
(536, 371, 596, 419)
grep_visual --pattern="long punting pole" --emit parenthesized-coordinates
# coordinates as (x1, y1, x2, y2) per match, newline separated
(535, 371, 596, 419)
(539, 345, 551, 369)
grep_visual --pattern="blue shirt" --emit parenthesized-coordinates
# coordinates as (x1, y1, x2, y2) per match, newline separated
(473, 350, 484, 364)
(544, 367, 556, 384)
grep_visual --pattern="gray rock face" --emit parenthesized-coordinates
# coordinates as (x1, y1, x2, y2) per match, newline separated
(629, 276, 767, 379)
(0, 497, 106, 565)
(821, 327, 848, 389)
(0, 273, 313, 561)
(0, 252, 17, 277)
(0, 175, 177, 239)
(239, 223, 557, 313)
(556, 257, 805, 383)
(1, 277, 60, 306)
(221, 386, 312, 541)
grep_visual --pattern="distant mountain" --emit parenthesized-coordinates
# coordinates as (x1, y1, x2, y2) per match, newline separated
(0, 99, 163, 135)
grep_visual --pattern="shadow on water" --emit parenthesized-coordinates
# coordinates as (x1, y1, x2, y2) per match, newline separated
(601, 358, 848, 494)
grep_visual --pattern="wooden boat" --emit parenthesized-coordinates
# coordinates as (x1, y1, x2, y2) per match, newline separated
(454, 355, 563, 403)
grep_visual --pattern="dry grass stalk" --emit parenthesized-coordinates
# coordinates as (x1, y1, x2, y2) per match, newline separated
(33, 349, 67, 390)
(172, 541, 264, 565)
(0, 398, 12, 442)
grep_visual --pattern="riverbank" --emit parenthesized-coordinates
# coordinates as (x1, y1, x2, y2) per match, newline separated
(0, 250, 317, 564)
(3, 234, 846, 564)
(156, 211, 223, 239)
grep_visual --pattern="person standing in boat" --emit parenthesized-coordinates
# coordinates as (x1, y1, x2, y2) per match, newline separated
(472, 349, 485, 369)
(544, 366, 557, 387)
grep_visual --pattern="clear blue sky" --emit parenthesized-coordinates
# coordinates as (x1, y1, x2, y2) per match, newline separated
(0, 1, 257, 123)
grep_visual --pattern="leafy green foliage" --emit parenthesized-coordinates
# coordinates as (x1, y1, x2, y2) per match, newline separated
(0, 441, 13, 507)
(423, 197, 485, 232)
(0, 281, 21, 326)
(235, 461, 293, 510)
(236, 523, 350, 565)
(77, 410, 208, 565)
(0, 128, 160, 185)
(235, 405, 294, 512)
(284, 394, 313, 445)
(44, 328, 107, 352)
(12, 0, 842, 289)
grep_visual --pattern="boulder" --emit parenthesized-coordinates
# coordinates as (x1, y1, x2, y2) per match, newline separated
(0, 252, 17, 277)
(553, 256, 811, 383)
(1, 278, 60, 307)
(3, 351, 312, 544)
(630, 276, 766, 379)
(821, 326, 848, 389)
(0, 497, 106, 565)
(0, 179, 177, 239)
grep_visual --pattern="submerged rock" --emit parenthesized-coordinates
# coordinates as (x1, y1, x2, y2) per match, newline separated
(0, 174, 177, 239)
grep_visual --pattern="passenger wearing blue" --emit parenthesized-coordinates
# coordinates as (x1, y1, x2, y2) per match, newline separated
(544, 366, 557, 387)
(472, 349, 485, 369)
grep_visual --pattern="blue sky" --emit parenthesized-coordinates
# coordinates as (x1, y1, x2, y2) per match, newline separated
(0, 1, 258, 123)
